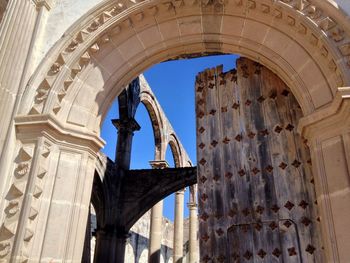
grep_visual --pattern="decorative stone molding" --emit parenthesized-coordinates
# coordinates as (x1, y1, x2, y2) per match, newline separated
(298, 87, 350, 140)
(0, 146, 34, 261)
(14, 114, 104, 154)
(297, 86, 350, 262)
(22, 0, 350, 122)
(32, 0, 53, 10)
(1, 113, 104, 261)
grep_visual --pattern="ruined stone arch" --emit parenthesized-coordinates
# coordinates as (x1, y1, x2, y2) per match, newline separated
(124, 243, 135, 263)
(139, 88, 164, 160)
(167, 134, 182, 168)
(139, 248, 148, 262)
(4, 0, 350, 262)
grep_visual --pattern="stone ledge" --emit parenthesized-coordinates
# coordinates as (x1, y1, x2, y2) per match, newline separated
(14, 113, 104, 155)
(298, 87, 350, 140)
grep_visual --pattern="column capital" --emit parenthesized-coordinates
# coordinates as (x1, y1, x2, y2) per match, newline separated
(32, 0, 53, 10)
(187, 202, 198, 209)
(149, 160, 169, 169)
(298, 87, 350, 142)
(95, 227, 131, 240)
(15, 114, 104, 156)
(176, 189, 185, 195)
(112, 118, 141, 133)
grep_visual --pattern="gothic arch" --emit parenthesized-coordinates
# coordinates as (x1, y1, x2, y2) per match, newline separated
(167, 134, 182, 168)
(139, 248, 148, 262)
(139, 86, 164, 160)
(124, 243, 135, 263)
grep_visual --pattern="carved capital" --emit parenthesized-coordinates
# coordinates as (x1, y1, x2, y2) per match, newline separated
(187, 202, 198, 209)
(112, 118, 141, 133)
(32, 0, 53, 11)
(149, 160, 169, 169)
(298, 87, 350, 142)
(14, 114, 104, 155)
(176, 189, 185, 195)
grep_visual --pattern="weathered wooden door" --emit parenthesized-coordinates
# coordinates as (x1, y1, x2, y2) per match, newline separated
(196, 58, 323, 262)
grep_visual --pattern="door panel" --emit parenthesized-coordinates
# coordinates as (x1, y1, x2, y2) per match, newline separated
(196, 58, 323, 262)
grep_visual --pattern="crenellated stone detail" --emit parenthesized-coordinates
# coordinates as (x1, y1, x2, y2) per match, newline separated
(0, 146, 34, 260)
(17, 143, 52, 262)
(25, 0, 350, 117)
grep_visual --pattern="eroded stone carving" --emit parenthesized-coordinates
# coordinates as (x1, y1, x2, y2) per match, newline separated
(23, 229, 34, 242)
(33, 186, 43, 199)
(0, 242, 11, 258)
(5, 201, 19, 217)
(28, 207, 38, 220)
(15, 163, 30, 178)
(50, 62, 61, 74)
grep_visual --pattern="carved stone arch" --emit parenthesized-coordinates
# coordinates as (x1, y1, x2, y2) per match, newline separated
(18, 0, 350, 128)
(7, 0, 350, 262)
(124, 243, 135, 263)
(139, 248, 148, 262)
(139, 89, 164, 160)
(166, 133, 182, 168)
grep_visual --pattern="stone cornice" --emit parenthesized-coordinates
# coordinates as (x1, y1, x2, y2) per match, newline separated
(298, 87, 350, 140)
(14, 114, 105, 155)
(32, 0, 53, 11)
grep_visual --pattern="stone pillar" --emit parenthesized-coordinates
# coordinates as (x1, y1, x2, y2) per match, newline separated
(0, 0, 36, 152)
(0, 0, 52, 225)
(112, 118, 140, 169)
(174, 190, 184, 263)
(149, 160, 169, 263)
(188, 185, 198, 263)
(93, 117, 140, 263)
(93, 229, 129, 263)
(298, 87, 350, 263)
(187, 203, 198, 263)
(0, 115, 103, 262)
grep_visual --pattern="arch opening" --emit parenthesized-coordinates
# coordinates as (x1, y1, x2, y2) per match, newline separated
(18, 0, 350, 136)
(8, 1, 350, 262)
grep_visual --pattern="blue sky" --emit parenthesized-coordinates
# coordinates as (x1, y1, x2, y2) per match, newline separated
(101, 54, 239, 220)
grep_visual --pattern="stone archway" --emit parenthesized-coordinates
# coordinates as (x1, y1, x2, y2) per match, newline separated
(1, 0, 350, 262)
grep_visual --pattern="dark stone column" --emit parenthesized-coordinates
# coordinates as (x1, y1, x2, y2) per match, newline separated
(112, 118, 140, 170)
(93, 117, 140, 263)
(93, 227, 130, 263)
